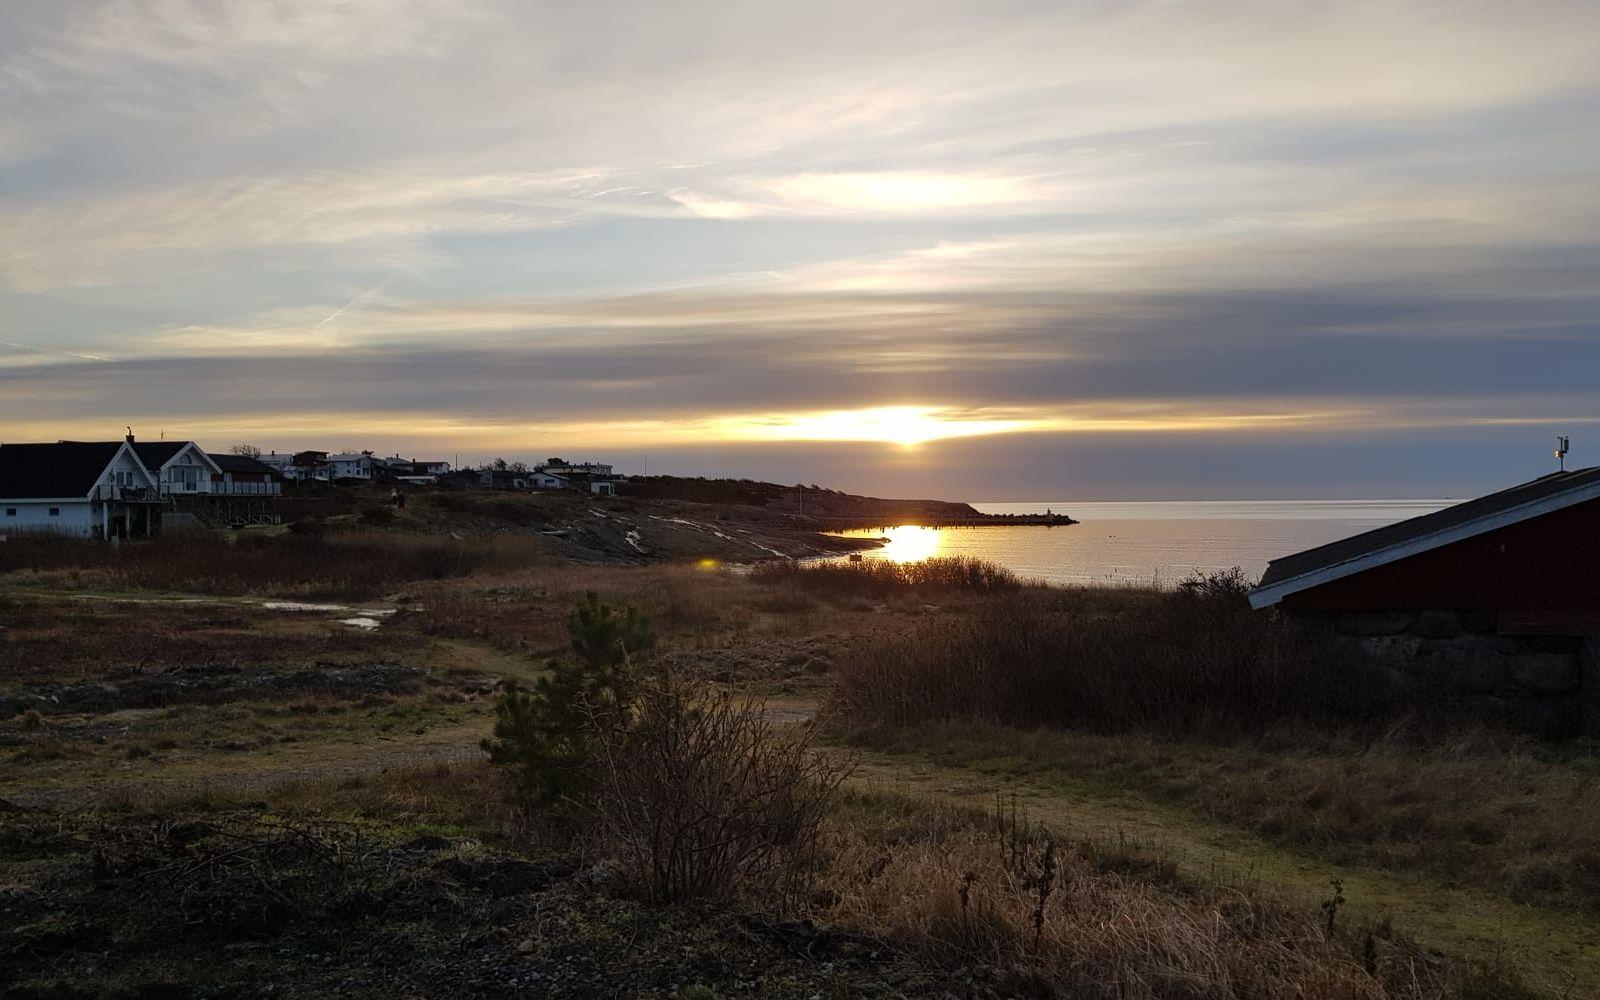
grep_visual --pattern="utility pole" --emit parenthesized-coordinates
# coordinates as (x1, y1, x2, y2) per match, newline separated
(1555, 436, 1570, 472)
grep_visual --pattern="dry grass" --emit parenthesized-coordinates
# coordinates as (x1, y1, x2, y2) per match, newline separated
(820, 792, 1532, 1000)
(0, 530, 550, 600)
(0, 596, 420, 684)
(751, 555, 1022, 599)
(856, 719, 1600, 915)
(833, 584, 1425, 739)
(400, 564, 752, 659)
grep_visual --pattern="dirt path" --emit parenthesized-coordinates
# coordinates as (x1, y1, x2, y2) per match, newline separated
(843, 749, 1598, 997)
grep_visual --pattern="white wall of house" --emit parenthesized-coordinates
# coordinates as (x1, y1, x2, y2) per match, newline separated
(104, 446, 157, 495)
(2, 442, 159, 539)
(329, 454, 373, 479)
(1, 501, 94, 536)
(157, 443, 220, 494)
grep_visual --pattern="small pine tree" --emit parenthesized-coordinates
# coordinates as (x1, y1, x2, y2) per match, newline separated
(483, 593, 654, 803)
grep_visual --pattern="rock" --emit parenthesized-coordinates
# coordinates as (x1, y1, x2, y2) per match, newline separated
(517, 938, 536, 955)
(1580, 636, 1600, 738)
(1509, 653, 1580, 694)
(1415, 610, 1462, 639)
(1359, 635, 1422, 664)
(1337, 612, 1413, 637)
(1493, 635, 1523, 655)
(1505, 696, 1582, 738)
(1421, 639, 1506, 694)
(1459, 609, 1499, 634)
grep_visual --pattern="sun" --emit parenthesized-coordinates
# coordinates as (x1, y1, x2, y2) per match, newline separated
(714, 405, 1040, 448)
(877, 525, 943, 562)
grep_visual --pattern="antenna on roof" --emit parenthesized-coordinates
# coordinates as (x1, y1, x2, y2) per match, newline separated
(1555, 435, 1570, 472)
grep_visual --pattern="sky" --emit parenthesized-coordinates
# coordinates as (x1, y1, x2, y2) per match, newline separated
(2, 0, 1598, 500)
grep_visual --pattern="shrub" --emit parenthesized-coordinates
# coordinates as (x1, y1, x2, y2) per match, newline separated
(588, 673, 850, 904)
(482, 593, 653, 803)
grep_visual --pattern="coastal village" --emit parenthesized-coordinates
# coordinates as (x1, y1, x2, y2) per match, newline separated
(0, 431, 623, 539)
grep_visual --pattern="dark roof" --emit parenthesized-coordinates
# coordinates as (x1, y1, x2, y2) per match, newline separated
(208, 452, 279, 477)
(132, 442, 187, 469)
(1255, 466, 1600, 598)
(0, 441, 128, 499)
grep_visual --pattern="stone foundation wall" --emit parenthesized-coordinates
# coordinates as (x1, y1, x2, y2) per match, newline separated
(1293, 610, 1600, 738)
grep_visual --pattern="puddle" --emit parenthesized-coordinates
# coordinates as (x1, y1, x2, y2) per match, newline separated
(261, 602, 399, 630)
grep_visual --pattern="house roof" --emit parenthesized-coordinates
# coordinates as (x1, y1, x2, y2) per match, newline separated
(134, 441, 222, 476)
(131, 442, 187, 469)
(209, 452, 279, 477)
(1250, 466, 1600, 609)
(0, 441, 130, 499)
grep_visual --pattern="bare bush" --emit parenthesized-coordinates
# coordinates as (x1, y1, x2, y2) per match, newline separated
(588, 674, 851, 904)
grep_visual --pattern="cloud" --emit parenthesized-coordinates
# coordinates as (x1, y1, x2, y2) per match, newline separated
(2, 1, 1598, 492)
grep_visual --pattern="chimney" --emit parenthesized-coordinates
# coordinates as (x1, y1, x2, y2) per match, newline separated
(125, 426, 134, 444)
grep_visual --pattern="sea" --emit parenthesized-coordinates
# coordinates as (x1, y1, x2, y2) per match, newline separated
(830, 499, 1456, 587)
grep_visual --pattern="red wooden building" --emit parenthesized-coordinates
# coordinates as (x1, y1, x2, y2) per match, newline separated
(1250, 468, 1600, 736)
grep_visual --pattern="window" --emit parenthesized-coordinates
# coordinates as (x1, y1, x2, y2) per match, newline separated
(4, 507, 14, 517)
(48, 507, 60, 516)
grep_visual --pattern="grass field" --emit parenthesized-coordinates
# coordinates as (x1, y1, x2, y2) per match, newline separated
(2, 530, 1593, 996)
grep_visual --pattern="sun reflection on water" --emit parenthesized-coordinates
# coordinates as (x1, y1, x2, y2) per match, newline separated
(876, 525, 944, 563)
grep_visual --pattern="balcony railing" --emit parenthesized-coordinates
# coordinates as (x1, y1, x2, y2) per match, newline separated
(92, 484, 156, 501)
(157, 481, 283, 497)
(213, 481, 282, 496)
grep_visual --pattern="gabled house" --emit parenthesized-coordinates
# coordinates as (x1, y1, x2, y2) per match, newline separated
(1250, 467, 1600, 736)
(0, 438, 162, 539)
(208, 453, 284, 494)
(133, 441, 225, 495)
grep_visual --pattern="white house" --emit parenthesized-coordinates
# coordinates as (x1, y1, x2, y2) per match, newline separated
(0, 438, 162, 539)
(327, 453, 374, 480)
(258, 450, 331, 482)
(526, 470, 618, 494)
(133, 441, 225, 495)
(537, 459, 614, 477)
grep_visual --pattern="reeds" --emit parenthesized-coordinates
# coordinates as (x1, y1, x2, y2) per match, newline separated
(833, 577, 1408, 738)
(751, 555, 1022, 598)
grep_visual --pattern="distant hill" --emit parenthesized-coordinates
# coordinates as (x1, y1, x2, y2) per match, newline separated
(616, 476, 980, 520)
